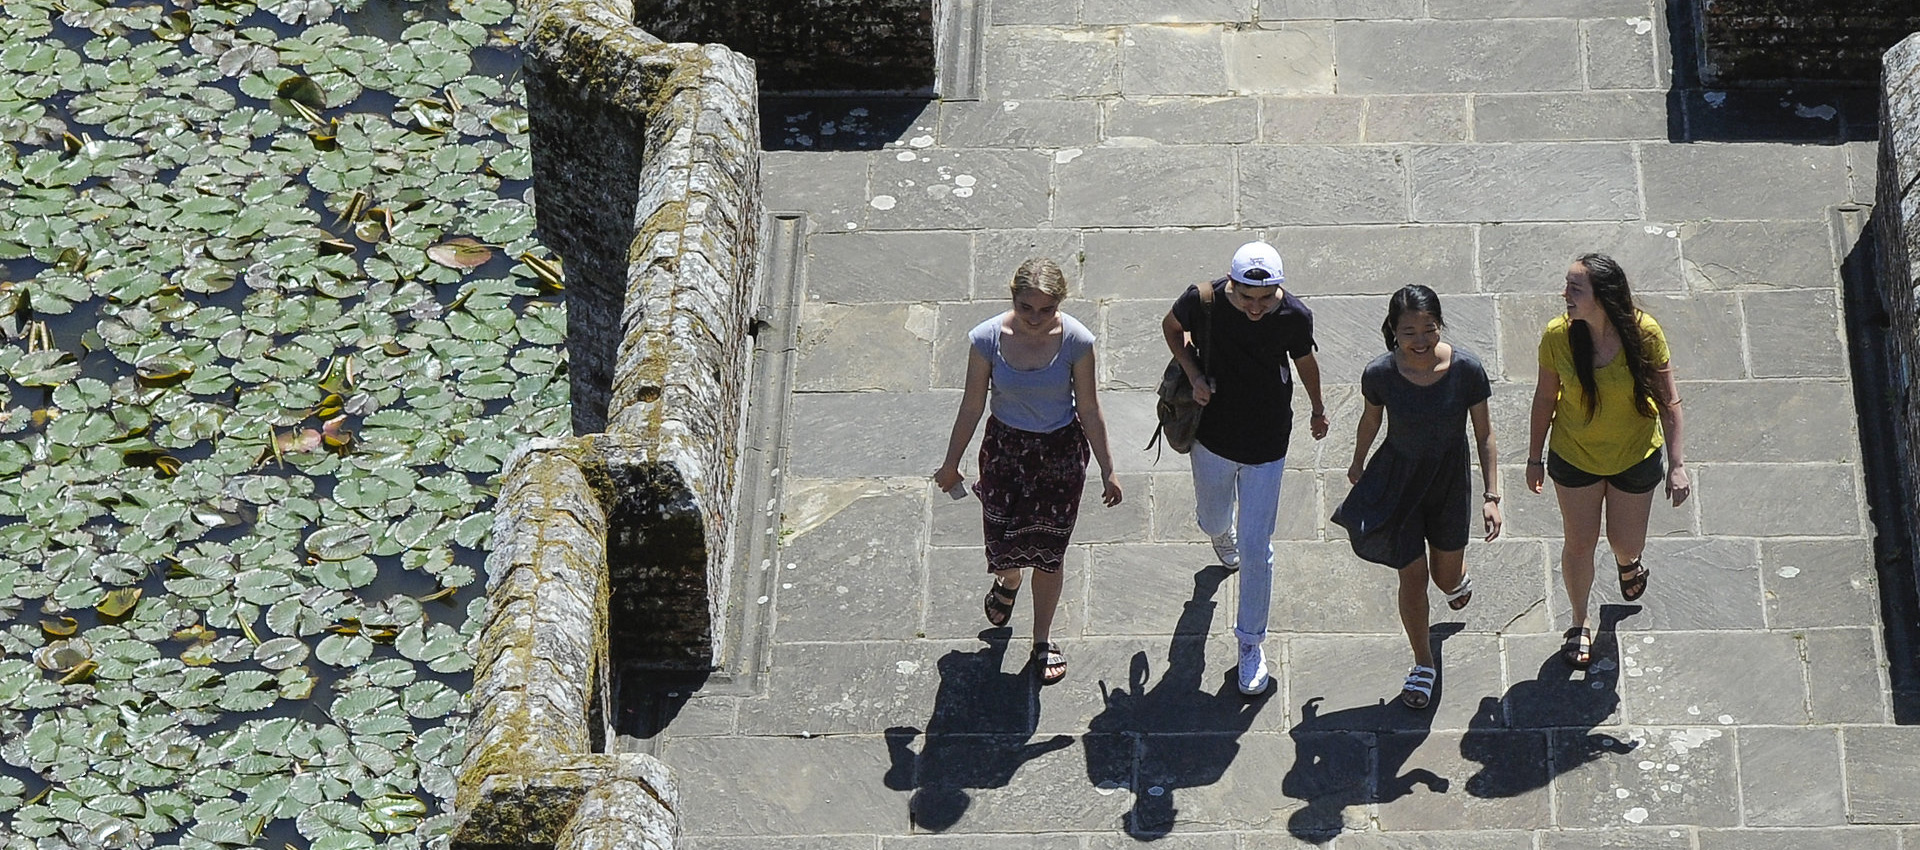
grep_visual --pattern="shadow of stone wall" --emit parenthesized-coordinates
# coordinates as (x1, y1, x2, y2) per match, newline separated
(632, 0, 937, 93)
(1700, 0, 1920, 86)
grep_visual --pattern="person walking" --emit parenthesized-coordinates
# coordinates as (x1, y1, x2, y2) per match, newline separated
(1331, 285, 1502, 709)
(1159, 240, 1328, 696)
(1525, 253, 1690, 670)
(935, 257, 1122, 686)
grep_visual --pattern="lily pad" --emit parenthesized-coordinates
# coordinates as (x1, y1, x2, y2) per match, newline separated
(426, 237, 491, 270)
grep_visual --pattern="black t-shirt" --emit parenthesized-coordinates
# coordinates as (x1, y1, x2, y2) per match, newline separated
(1170, 278, 1317, 465)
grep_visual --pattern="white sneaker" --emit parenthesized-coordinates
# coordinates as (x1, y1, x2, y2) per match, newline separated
(1210, 531, 1240, 569)
(1237, 640, 1270, 695)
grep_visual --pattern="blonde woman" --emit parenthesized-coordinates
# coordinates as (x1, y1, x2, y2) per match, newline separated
(935, 258, 1122, 685)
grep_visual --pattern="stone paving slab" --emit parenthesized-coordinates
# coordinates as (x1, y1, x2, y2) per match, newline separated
(1121, 25, 1230, 97)
(1695, 829, 1902, 850)
(1678, 219, 1840, 290)
(1239, 145, 1409, 225)
(1639, 144, 1853, 222)
(1805, 627, 1891, 723)
(1479, 222, 1685, 293)
(938, 99, 1101, 148)
(1846, 727, 1920, 823)
(1261, 95, 1365, 142)
(1105, 97, 1259, 145)
(1736, 726, 1847, 826)
(1473, 91, 1669, 142)
(1057, 147, 1237, 228)
(1583, 17, 1668, 91)
(1409, 143, 1640, 223)
(1332, 20, 1583, 94)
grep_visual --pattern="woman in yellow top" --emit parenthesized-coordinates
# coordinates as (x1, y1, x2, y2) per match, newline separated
(1525, 253, 1690, 669)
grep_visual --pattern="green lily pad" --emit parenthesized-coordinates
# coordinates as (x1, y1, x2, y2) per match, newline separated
(303, 524, 371, 561)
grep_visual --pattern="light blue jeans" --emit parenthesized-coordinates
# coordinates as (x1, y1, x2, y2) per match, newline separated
(1191, 442, 1286, 645)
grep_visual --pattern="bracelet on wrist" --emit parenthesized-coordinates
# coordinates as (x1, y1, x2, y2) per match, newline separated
(1525, 458, 1545, 467)
(1483, 493, 1502, 504)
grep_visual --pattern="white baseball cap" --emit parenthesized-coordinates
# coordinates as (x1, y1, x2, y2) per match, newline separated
(1230, 241, 1284, 286)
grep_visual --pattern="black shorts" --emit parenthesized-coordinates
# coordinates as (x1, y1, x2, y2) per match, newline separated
(1547, 447, 1663, 494)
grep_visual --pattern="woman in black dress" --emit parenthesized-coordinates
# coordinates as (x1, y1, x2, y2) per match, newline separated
(1333, 285, 1503, 708)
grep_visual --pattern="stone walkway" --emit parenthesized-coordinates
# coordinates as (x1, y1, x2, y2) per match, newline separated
(649, 1, 1920, 846)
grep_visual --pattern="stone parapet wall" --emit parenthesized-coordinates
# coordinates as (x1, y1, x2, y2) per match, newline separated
(1877, 34, 1920, 555)
(525, 0, 760, 669)
(453, 438, 679, 848)
(603, 40, 759, 668)
(457, 0, 764, 844)
(1701, 0, 1920, 86)
(631, 0, 937, 92)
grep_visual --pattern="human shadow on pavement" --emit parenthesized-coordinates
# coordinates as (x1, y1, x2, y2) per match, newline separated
(1460, 604, 1641, 800)
(1083, 566, 1274, 840)
(1280, 623, 1463, 843)
(883, 631, 1073, 831)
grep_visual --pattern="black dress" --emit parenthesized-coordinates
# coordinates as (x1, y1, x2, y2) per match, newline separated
(1331, 347, 1491, 569)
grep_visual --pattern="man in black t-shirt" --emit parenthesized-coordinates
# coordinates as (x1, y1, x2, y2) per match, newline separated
(1158, 240, 1328, 696)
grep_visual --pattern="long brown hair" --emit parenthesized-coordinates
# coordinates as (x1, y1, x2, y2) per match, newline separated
(1569, 253, 1660, 420)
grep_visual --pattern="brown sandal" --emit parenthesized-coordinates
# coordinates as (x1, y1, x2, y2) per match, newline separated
(1617, 560, 1649, 602)
(984, 581, 1018, 627)
(1561, 626, 1593, 670)
(1033, 642, 1067, 685)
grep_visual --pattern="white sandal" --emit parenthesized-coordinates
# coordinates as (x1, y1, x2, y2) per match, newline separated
(1443, 573, 1473, 611)
(1400, 664, 1437, 709)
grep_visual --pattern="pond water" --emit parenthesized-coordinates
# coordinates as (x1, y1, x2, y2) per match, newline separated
(0, 0, 560, 846)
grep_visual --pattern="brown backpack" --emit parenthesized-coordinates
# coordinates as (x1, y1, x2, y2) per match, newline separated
(1146, 283, 1214, 458)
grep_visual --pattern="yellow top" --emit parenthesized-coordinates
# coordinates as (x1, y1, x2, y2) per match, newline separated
(1539, 312, 1668, 476)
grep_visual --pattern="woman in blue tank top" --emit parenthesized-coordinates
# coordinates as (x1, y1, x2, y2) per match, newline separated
(934, 257, 1122, 686)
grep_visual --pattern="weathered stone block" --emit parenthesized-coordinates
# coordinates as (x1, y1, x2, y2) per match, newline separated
(806, 231, 972, 303)
(1679, 219, 1838, 291)
(1105, 97, 1258, 145)
(1333, 20, 1583, 94)
(938, 99, 1101, 148)
(1225, 24, 1335, 94)
(1762, 540, 1881, 629)
(1267, 224, 1475, 297)
(1122, 24, 1229, 96)
(982, 27, 1122, 99)
(1549, 725, 1740, 828)
(1640, 144, 1850, 222)
(869, 148, 1053, 229)
(1844, 727, 1920, 822)
(1473, 92, 1668, 142)
(1260, 96, 1363, 143)
(1057, 147, 1236, 228)
(1410, 144, 1639, 223)
(1239, 145, 1409, 225)
(1738, 727, 1846, 827)
(1583, 17, 1665, 91)
(1364, 95, 1470, 143)
(1479, 222, 1684, 294)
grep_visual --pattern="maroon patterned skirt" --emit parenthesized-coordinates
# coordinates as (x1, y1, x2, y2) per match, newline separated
(972, 416, 1090, 573)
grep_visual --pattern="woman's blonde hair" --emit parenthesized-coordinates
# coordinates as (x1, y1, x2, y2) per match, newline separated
(1009, 257, 1068, 301)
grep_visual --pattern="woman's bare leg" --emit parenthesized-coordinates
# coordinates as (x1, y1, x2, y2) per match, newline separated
(1029, 567, 1063, 645)
(1554, 481, 1608, 631)
(1398, 556, 1435, 668)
